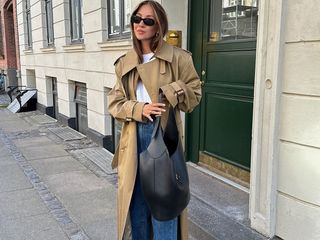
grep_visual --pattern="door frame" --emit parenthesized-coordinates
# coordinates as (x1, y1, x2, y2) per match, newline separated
(186, 0, 285, 237)
(248, 0, 285, 237)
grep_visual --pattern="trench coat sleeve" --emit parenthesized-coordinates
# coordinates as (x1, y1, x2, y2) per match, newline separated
(107, 62, 147, 123)
(160, 54, 202, 113)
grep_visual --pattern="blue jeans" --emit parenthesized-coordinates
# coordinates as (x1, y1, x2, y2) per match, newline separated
(130, 121, 178, 240)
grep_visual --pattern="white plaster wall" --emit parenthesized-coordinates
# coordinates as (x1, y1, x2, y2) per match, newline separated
(276, 194, 320, 240)
(161, 0, 188, 49)
(17, 0, 189, 136)
(276, 0, 320, 239)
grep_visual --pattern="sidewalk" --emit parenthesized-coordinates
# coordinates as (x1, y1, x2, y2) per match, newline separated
(0, 106, 273, 240)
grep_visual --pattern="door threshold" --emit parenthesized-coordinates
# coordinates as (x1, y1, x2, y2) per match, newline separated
(187, 162, 249, 193)
(199, 152, 250, 189)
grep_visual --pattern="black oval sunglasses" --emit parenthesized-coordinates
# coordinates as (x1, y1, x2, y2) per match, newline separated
(131, 15, 156, 26)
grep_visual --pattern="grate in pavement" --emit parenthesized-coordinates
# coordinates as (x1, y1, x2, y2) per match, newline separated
(29, 114, 57, 124)
(71, 147, 116, 175)
(48, 127, 85, 141)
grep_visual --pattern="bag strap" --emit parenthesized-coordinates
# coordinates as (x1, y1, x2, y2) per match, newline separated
(150, 91, 168, 138)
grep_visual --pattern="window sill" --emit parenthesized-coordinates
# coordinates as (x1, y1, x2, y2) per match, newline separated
(98, 39, 132, 51)
(63, 43, 85, 52)
(23, 49, 33, 54)
(40, 46, 56, 53)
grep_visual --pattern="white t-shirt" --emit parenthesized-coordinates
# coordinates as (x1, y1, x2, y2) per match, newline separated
(136, 53, 155, 103)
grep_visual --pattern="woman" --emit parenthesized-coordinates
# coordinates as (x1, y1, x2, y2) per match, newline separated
(108, 1, 201, 239)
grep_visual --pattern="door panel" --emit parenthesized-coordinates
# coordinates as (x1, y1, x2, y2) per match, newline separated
(203, 93, 253, 169)
(207, 50, 256, 87)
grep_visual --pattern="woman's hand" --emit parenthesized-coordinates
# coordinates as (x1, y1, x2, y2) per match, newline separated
(142, 103, 166, 122)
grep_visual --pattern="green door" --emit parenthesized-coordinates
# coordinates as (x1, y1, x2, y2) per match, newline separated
(187, 0, 258, 171)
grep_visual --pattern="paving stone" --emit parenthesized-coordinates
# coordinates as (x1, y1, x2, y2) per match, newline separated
(0, 149, 16, 166)
(60, 188, 116, 225)
(0, 109, 18, 119)
(44, 170, 109, 196)
(0, 119, 34, 132)
(0, 213, 69, 240)
(0, 188, 48, 220)
(82, 218, 116, 240)
(13, 136, 53, 148)
(57, 188, 117, 240)
(0, 156, 16, 166)
(0, 164, 32, 192)
(19, 144, 69, 160)
(30, 156, 87, 177)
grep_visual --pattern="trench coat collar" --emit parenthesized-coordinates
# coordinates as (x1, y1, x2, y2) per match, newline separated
(120, 41, 173, 77)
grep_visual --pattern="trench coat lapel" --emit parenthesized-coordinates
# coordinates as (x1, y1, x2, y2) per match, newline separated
(120, 42, 174, 77)
(121, 42, 175, 103)
(120, 49, 139, 77)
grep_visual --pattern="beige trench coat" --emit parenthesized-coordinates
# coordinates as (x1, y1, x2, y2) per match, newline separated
(107, 41, 202, 240)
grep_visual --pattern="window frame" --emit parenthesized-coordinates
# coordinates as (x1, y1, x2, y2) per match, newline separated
(69, 0, 83, 43)
(25, 0, 32, 49)
(107, 0, 131, 40)
(44, 0, 54, 46)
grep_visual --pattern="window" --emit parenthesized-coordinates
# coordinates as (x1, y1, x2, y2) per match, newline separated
(107, 0, 131, 39)
(209, 0, 258, 41)
(69, 0, 83, 43)
(45, 0, 54, 46)
(25, 0, 32, 48)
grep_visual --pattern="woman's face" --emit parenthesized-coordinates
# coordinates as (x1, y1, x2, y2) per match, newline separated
(133, 4, 158, 44)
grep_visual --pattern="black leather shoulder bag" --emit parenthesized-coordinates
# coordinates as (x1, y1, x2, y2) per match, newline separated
(139, 104, 190, 221)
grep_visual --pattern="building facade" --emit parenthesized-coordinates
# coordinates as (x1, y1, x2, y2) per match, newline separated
(17, 0, 320, 239)
(0, 0, 20, 88)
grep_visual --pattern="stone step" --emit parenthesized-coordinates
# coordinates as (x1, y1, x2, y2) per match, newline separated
(187, 164, 269, 240)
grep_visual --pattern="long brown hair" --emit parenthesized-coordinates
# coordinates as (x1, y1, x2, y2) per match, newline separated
(131, 0, 168, 63)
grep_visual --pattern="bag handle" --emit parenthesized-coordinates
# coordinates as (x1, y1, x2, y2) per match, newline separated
(150, 91, 168, 137)
(150, 92, 165, 139)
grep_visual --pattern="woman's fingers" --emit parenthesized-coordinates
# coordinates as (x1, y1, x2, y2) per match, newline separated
(142, 103, 166, 121)
(143, 112, 154, 122)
